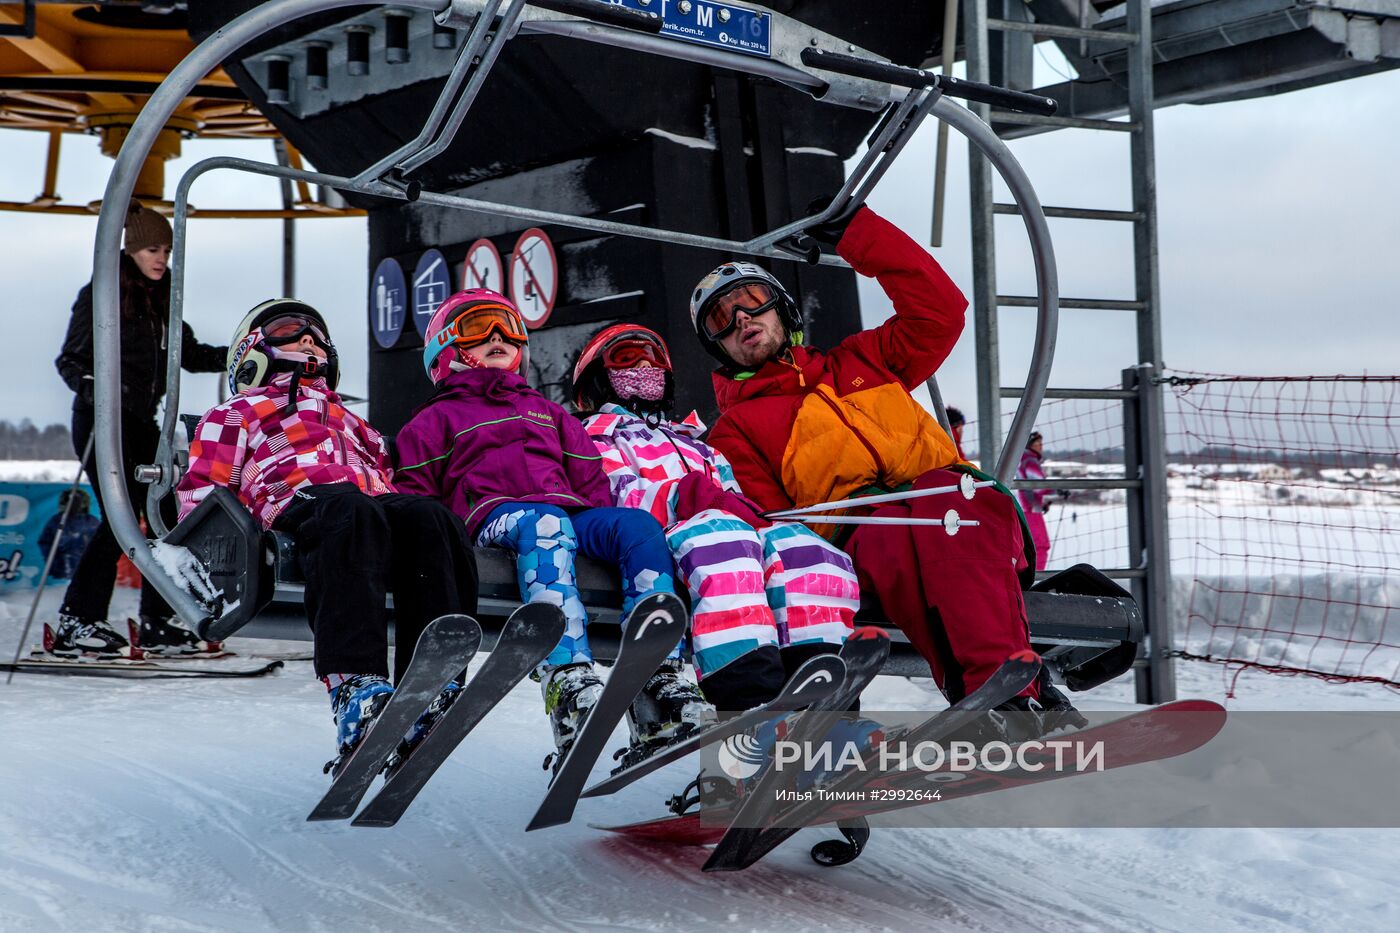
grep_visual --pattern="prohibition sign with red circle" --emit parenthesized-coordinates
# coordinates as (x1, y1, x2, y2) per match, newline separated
(463, 238, 504, 293)
(509, 227, 558, 328)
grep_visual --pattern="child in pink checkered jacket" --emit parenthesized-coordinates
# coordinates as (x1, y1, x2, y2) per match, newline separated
(177, 299, 478, 770)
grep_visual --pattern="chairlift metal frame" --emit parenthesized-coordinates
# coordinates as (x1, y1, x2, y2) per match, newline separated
(92, 0, 1062, 637)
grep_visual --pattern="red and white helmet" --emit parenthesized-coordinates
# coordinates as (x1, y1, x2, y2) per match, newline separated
(570, 323, 673, 411)
(422, 289, 530, 383)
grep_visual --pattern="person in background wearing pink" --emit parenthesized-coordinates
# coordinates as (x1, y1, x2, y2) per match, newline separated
(1016, 431, 1051, 571)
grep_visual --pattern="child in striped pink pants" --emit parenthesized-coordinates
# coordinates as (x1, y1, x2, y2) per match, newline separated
(572, 325, 859, 712)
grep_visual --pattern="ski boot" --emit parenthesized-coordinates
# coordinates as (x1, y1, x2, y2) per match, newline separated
(613, 660, 717, 770)
(540, 662, 604, 774)
(381, 680, 463, 780)
(982, 683, 1088, 746)
(44, 614, 131, 659)
(634, 660, 718, 744)
(129, 615, 224, 658)
(325, 674, 395, 776)
(1034, 679, 1089, 735)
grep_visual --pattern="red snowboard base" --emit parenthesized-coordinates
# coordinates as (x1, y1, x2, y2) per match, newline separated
(591, 811, 728, 846)
(593, 699, 1227, 846)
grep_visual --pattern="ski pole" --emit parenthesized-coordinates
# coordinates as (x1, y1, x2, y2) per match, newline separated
(776, 509, 979, 536)
(7, 436, 93, 684)
(764, 473, 993, 520)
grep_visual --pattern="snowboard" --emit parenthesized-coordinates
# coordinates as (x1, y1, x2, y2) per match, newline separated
(351, 602, 566, 827)
(307, 614, 482, 822)
(581, 652, 848, 800)
(526, 591, 687, 832)
(596, 697, 1226, 858)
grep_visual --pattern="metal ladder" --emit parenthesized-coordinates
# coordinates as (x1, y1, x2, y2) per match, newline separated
(964, 0, 1175, 702)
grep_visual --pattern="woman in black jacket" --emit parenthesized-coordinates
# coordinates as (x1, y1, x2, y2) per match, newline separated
(51, 202, 227, 657)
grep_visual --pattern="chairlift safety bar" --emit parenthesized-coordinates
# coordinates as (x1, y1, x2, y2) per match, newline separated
(93, 0, 1060, 633)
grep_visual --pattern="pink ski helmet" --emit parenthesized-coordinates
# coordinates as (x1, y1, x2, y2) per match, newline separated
(422, 288, 531, 383)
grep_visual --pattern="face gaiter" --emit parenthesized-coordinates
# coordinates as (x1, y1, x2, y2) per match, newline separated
(607, 367, 667, 402)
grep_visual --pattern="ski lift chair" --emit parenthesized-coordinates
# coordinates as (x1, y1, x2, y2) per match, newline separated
(94, 0, 1142, 693)
(162, 491, 1139, 690)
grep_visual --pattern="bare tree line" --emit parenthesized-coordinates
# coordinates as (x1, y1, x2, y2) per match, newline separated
(0, 420, 76, 460)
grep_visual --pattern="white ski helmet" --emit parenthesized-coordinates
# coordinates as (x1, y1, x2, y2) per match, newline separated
(688, 261, 802, 364)
(227, 298, 338, 396)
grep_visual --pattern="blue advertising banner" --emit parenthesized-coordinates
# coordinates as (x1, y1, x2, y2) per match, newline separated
(0, 482, 101, 591)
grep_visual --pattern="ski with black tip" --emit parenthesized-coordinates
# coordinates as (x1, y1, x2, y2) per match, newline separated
(307, 614, 482, 822)
(526, 591, 686, 831)
(352, 603, 566, 827)
(3, 658, 283, 678)
(582, 653, 848, 800)
(703, 650, 1042, 872)
(698, 627, 891, 870)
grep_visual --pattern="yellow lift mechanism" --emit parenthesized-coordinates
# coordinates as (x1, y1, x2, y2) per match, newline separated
(0, 1, 362, 219)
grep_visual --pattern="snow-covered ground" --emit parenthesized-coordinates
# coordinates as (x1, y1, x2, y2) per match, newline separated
(3, 587, 1400, 933)
(0, 461, 85, 483)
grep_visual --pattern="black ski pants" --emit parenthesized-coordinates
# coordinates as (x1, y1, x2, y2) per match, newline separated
(61, 407, 175, 624)
(272, 484, 479, 682)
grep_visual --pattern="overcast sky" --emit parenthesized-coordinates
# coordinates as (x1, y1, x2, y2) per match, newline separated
(1, 55, 1396, 432)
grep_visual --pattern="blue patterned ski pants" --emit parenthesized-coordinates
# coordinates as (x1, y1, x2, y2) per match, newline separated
(476, 502, 678, 668)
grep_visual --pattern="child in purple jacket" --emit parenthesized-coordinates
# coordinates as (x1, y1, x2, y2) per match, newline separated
(394, 290, 713, 761)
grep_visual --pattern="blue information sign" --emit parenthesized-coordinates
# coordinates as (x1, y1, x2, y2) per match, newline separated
(370, 257, 407, 348)
(412, 248, 452, 337)
(615, 0, 772, 59)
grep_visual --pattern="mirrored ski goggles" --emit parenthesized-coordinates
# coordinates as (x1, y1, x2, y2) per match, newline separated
(261, 315, 331, 347)
(443, 304, 528, 346)
(601, 335, 670, 370)
(702, 283, 780, 341)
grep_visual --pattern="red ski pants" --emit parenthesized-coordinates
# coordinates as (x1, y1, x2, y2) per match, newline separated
(844, 469, 1038, 702)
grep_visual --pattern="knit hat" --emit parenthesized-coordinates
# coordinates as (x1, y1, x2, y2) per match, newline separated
(123, 201, 172, 255)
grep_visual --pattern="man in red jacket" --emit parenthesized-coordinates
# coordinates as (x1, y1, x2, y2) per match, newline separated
(693, 205, 1081, 731)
